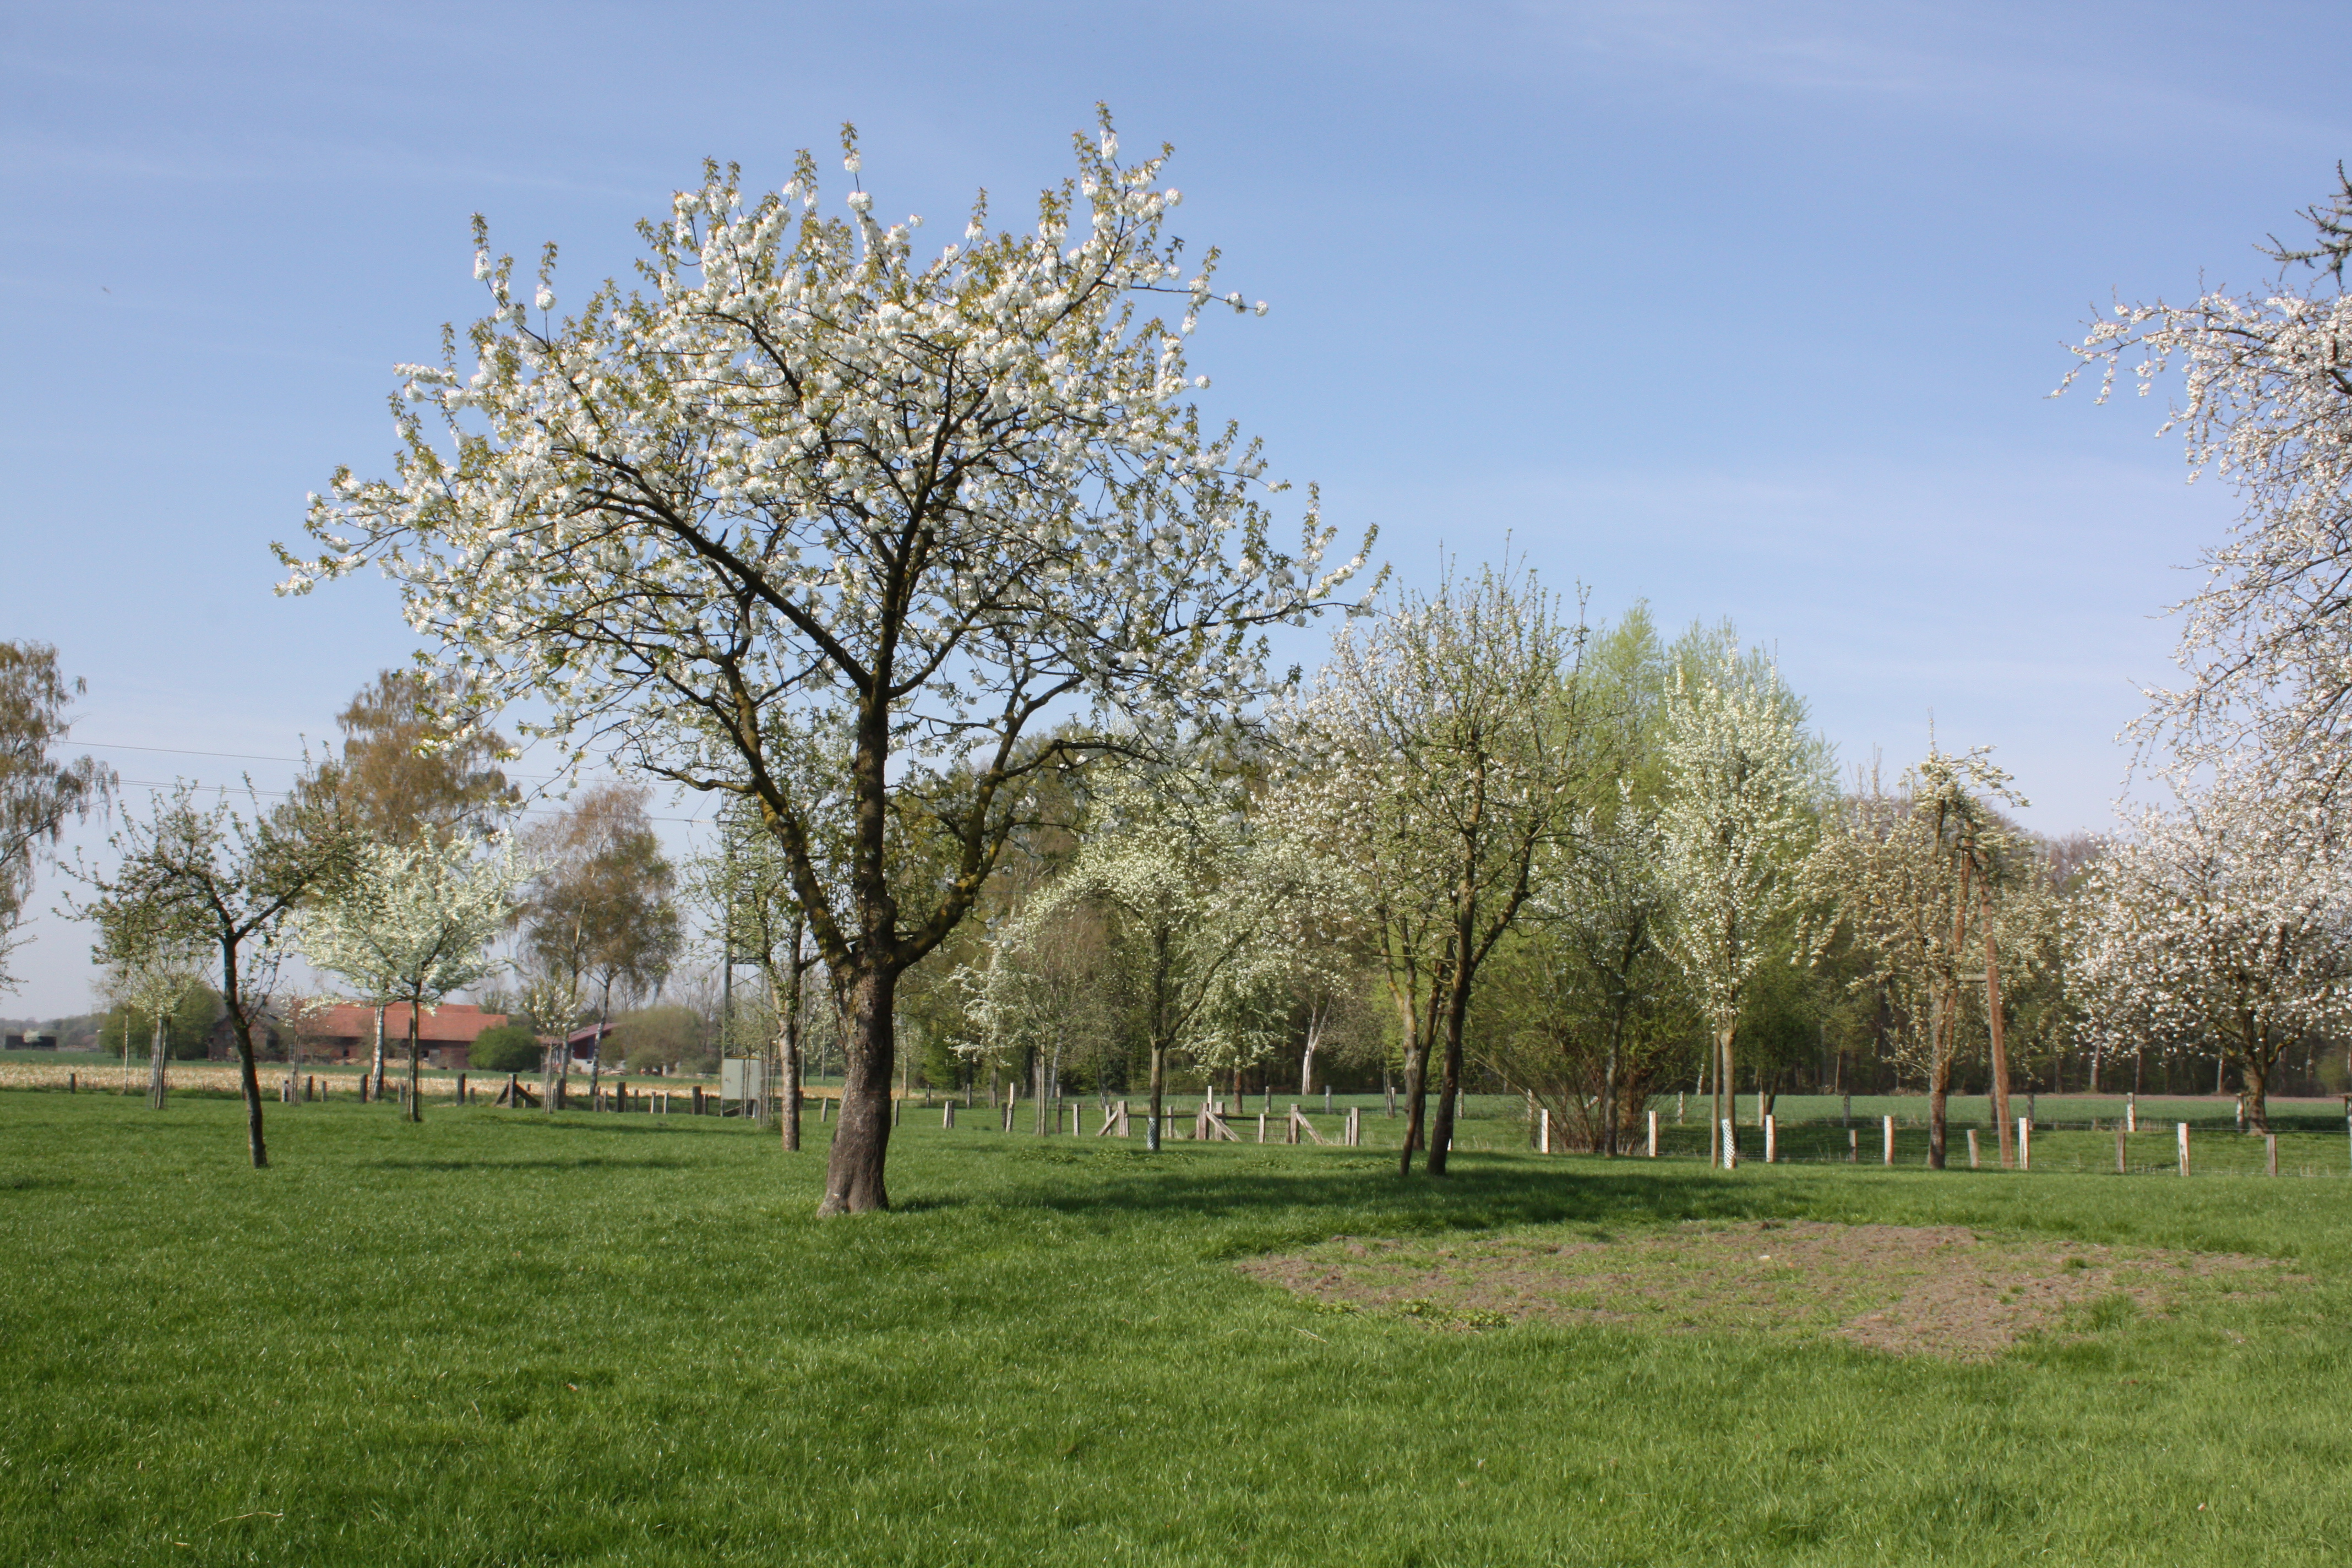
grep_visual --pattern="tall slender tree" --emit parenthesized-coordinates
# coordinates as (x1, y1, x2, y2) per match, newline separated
(1656, 638, 1821, 1168)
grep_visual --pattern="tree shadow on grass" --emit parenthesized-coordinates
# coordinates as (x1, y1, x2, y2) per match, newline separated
(357, 1156, 693, 1172)
(984, 1151, 1827, 1239)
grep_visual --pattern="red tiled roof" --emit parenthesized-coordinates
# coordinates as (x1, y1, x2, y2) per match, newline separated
(314, 1003, 509, 1044)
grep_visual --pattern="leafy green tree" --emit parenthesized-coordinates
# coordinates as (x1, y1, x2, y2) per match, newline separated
(514, 783, 680, 1104)
(293, 669, 519, 846)
(608, 1005, 711, 1075)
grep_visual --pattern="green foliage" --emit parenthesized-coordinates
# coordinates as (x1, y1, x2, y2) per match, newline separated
(467, 1024, 541, 1074)
(95, 984, 220, 1060)
(608, 1004, 710, 1074)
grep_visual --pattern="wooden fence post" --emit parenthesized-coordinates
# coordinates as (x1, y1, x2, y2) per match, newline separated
(2018, 1117, 2032, 1172)
(1538, 1108, 1550, 1155)
(943, 1102, 955, 1130)
(456, 1072, 467, 1104)
(2177, 1121, 2190, 1178)
(1848, 1127, 1858, 1163)
(1071, 1102, 1083, 1137)
(1882, 1115, 1896, 1166)
(2116, 1120, 2127, 1174)
(1967, 1128, 1979, 1169)
(69, 1072, 77, 1093)
(1347, 1106, 1360, 1146)
(1764, 1114, 1777, 1164)
(1257, 1110, 1267, 1144)
(2126, 1092, 2136, 1134)
(2266, 1131, 2278, 1176)
(1286, 1104, 1299, 1146)
(1647, 1109, 1659, 1158)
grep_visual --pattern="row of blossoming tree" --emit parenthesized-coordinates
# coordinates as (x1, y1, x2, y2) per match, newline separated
(251, 117, 2352, 1205)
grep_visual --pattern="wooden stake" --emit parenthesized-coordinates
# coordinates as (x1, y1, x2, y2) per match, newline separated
(1882, 1115, 1896, 1166)
(1967, 1128, 1979, 1169)
(1647, 1109, 1658, 1158)
(1538, 1107, 1550, 1155)
(2177, 1121, 2190, 1178)
(1257, 1110, 1267, 1144)
(2266, 1132, 2278, 1177)
(1764, 1114, 1777, 1164)
(1848, 1127, 1858, 1163)
(2018, 1116, 2031, 1172)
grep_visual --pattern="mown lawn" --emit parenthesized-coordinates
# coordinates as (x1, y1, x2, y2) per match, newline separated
(2, 1090, 2347, 1566)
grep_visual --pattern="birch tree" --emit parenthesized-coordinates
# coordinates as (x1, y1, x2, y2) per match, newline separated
(2073, 766, 2351, 1131)
(1275, 565, 1588, 1175)
(692, 807, 817, 1148)
(297, 835, 521, 1121)
(1656, 640, 1821, 1167)
(282, 115, 1364, 1213)
(1, 642, 113, 992)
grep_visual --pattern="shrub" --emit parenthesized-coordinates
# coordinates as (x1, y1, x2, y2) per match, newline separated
(469, 1025, 542, 1074)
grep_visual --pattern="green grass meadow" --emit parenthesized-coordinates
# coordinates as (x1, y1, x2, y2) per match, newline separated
(4, 1089, 2350, 1566)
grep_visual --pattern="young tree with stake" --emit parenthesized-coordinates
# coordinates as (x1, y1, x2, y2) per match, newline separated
(282, 115, 1365, 1212)
(1656, 640, 1821, 1168)
(297, 836, 521, 1121)
(75, 786, 353, 1168)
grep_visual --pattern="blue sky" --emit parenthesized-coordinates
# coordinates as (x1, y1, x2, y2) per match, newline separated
(5, 0, 2349, 1016)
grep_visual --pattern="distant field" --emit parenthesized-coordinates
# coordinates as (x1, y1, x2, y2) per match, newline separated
(3, 1089, 2349, 1565)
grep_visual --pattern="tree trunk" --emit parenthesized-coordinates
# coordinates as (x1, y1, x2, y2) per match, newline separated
(2242, 1019, 2275, 1134)
(1146, 1042, 1165, 1151)
(1426, 947, 1480, 1177)
(371, 1004, 387, 1099)
(406, 1006, 423, 1124)
(148, 1015, 168, 1110)
(1397, 1032, 1428, 1175)
(1979, 883, 2013, 1168)
(1715, 1024, 1736, 1167)
(780, 925, 806, 1152)
(817, 966, 897, 1214)
(1926, 986, 1951, 1170)
(589, 979, 611, 1102)
(212, 935, 271, 1170)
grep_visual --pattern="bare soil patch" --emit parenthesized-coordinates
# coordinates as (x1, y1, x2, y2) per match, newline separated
(1240, 1221, 2292, 1359)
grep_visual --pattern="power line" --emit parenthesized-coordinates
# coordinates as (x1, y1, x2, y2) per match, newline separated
(108, 778, 712, 826)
